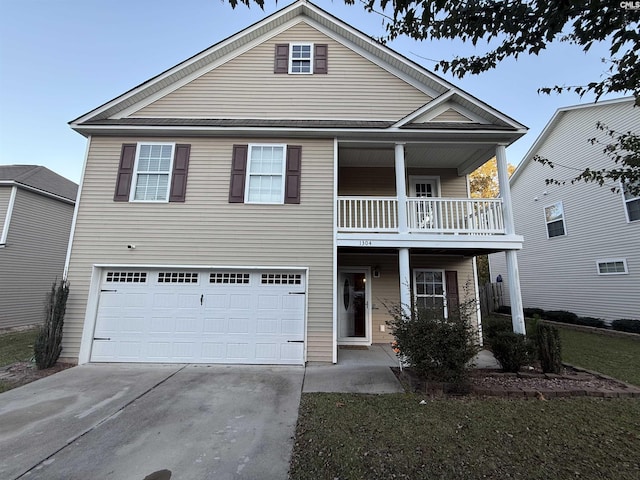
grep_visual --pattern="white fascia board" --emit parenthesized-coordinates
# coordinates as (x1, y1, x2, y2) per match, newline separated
(392, 91, 455, 127)
(1, 186, 17, 244)
(0, 180, 75, 205)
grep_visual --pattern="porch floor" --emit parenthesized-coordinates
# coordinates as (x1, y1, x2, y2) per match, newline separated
(302, 345, 500, 393)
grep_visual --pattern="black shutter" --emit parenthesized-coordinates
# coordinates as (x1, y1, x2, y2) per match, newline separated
(113, 144, 137, 202)
(274, 44, 289, 73)
(314, 44, 328, 74)
(229, 145, 248, 203)
(285, 146, 302, 204)
(169, 144, 191, 202)
(445, 270, 459, 315)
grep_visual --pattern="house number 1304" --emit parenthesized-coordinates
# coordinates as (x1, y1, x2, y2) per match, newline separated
(359, 240, 372, 246)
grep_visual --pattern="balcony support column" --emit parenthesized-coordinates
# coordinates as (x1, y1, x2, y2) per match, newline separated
(395, 143, 408, 234)
(398, 247, 411, 316)
(496, 144, 525, 334)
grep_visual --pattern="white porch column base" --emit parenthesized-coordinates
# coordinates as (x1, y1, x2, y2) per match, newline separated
(398, 248, 411, 315)
(505, 250, 525, 334)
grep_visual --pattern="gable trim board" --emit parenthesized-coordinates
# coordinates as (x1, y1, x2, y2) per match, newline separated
(0, 186, 17, 245)
(0, 180, 76, 205)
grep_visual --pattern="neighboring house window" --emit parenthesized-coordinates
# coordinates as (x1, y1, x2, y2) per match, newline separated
(245, 145, 286, 203)
(596, 259, 628, 275)
(413, 270, 446, 315)
(228, 144, 302, 204)
(544, 201, 566, 238)
(133, 143, 174, 201)
(622, 183, 640, 222)
(113, 143, 191, 203)
(273, 44, 328, 74)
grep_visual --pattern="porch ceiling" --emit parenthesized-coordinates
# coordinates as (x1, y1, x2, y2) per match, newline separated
(338, 143, 496, 174)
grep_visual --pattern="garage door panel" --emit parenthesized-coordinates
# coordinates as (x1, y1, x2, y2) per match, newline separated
(91, 269, 305, 364)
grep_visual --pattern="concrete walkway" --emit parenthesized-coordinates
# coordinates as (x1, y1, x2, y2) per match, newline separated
(302, 344, 501, 393)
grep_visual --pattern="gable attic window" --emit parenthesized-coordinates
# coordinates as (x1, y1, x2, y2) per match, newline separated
(114, 143, 191, 203)
(274, 43, 328, 74)
(622, 182, 640, 222)
(544, 201, 566, 238)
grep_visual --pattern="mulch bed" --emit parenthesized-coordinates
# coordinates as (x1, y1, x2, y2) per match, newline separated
(0, 361, 75, 390)
(393, 365, 640, 399)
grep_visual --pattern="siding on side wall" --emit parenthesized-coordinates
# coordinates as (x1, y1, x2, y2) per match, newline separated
(489, 100, 640, 321)
(131, 22, 431, 121)
(0, 189, 74, 329)
(64, 136, 335, 362)
(338, 253, 478, 343)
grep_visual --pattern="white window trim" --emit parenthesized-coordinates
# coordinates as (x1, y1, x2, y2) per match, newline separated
(408, 175, 441, 197)
(413, 269, 448, 318)
(620, 181, 640, 223)
(244, 143, 287, 204)
(289, 43, 314, 74)
(544, 201, 567, 239)
(129, 142, 175, 203)
(596, 258, 629, 275)
(0, 186, 17, 246)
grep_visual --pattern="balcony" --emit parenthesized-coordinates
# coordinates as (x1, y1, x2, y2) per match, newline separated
(337, 197, 505, 234)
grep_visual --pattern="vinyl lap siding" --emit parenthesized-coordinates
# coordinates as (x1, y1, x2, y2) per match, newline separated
(132, 22, 431, 121)
(64, 136, 334, 362)
(492, 100, 640, 321)
(430, 109, 472, 122)
(0, 189, 74, 329)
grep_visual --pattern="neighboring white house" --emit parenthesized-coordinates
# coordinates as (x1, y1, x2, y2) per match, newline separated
(490, 97, 640, 321)
(0, 165, 78, 329)
(63, 0, 528, 366)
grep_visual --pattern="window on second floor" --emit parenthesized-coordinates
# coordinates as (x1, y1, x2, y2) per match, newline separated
(245, 145, 286, 204)
(544, 201, 566, 238)
(622, 182, 640, 222)
(132, 143, 174, 202)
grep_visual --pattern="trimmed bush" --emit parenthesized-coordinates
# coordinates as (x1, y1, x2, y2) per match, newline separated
(491, 332, 534, 373)
(542, 310, 579, 324)
(523, 308, 545, 318)
(536, 323, 562, 374)
(575, 317, 606, 328)
(34, 279, 69, 370)
(611, 319, 640, 334)
(482, 316, 512, 343)
(387, 302, 479, 384)
(494, 305, 511, 314)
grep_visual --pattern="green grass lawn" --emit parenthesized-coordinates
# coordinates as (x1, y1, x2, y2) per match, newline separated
(289, 394, 640, 480)
(558, 328, 640, 386)
(0, 328, 38, 393)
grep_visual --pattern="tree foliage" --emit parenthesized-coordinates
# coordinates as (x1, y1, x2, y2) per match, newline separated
(469, 157, 515, 199)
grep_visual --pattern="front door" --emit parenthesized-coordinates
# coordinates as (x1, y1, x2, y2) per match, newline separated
(338, 268, 371, 345)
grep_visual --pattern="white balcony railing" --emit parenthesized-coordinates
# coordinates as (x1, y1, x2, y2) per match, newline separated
(337, 197, 505, 234)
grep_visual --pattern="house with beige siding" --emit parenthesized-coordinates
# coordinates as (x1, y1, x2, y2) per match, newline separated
(489, 98, 640, 321)
(0, 165, 77, 329)
(64, 0, 527, 365)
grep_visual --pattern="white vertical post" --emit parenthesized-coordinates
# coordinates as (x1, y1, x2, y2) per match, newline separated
(398, 248, 411, 315)
(395, 143, 408, 234)
(496, 144, 525, 334)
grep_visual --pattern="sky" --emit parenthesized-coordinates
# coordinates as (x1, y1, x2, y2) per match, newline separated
(0, 0, 623, 184)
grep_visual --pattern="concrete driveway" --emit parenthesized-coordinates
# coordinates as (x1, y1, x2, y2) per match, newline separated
(0, 364, 304, 480)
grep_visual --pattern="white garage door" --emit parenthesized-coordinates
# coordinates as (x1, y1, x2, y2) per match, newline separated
(90, 269, 305, 365)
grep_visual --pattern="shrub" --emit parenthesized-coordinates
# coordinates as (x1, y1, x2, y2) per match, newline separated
(34, 279, 69, 370)
(536, 323, 562, 374)
(523, 308, 545, 318)
(494, 305, 511, 314)
(542, 310, 579, 324)
(387, 302, 479, 384)
(482, 316, 512, 343)
(611, 319, 640, 334)
(575, 317, 606, 328)
(490, 332, 534, 373)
